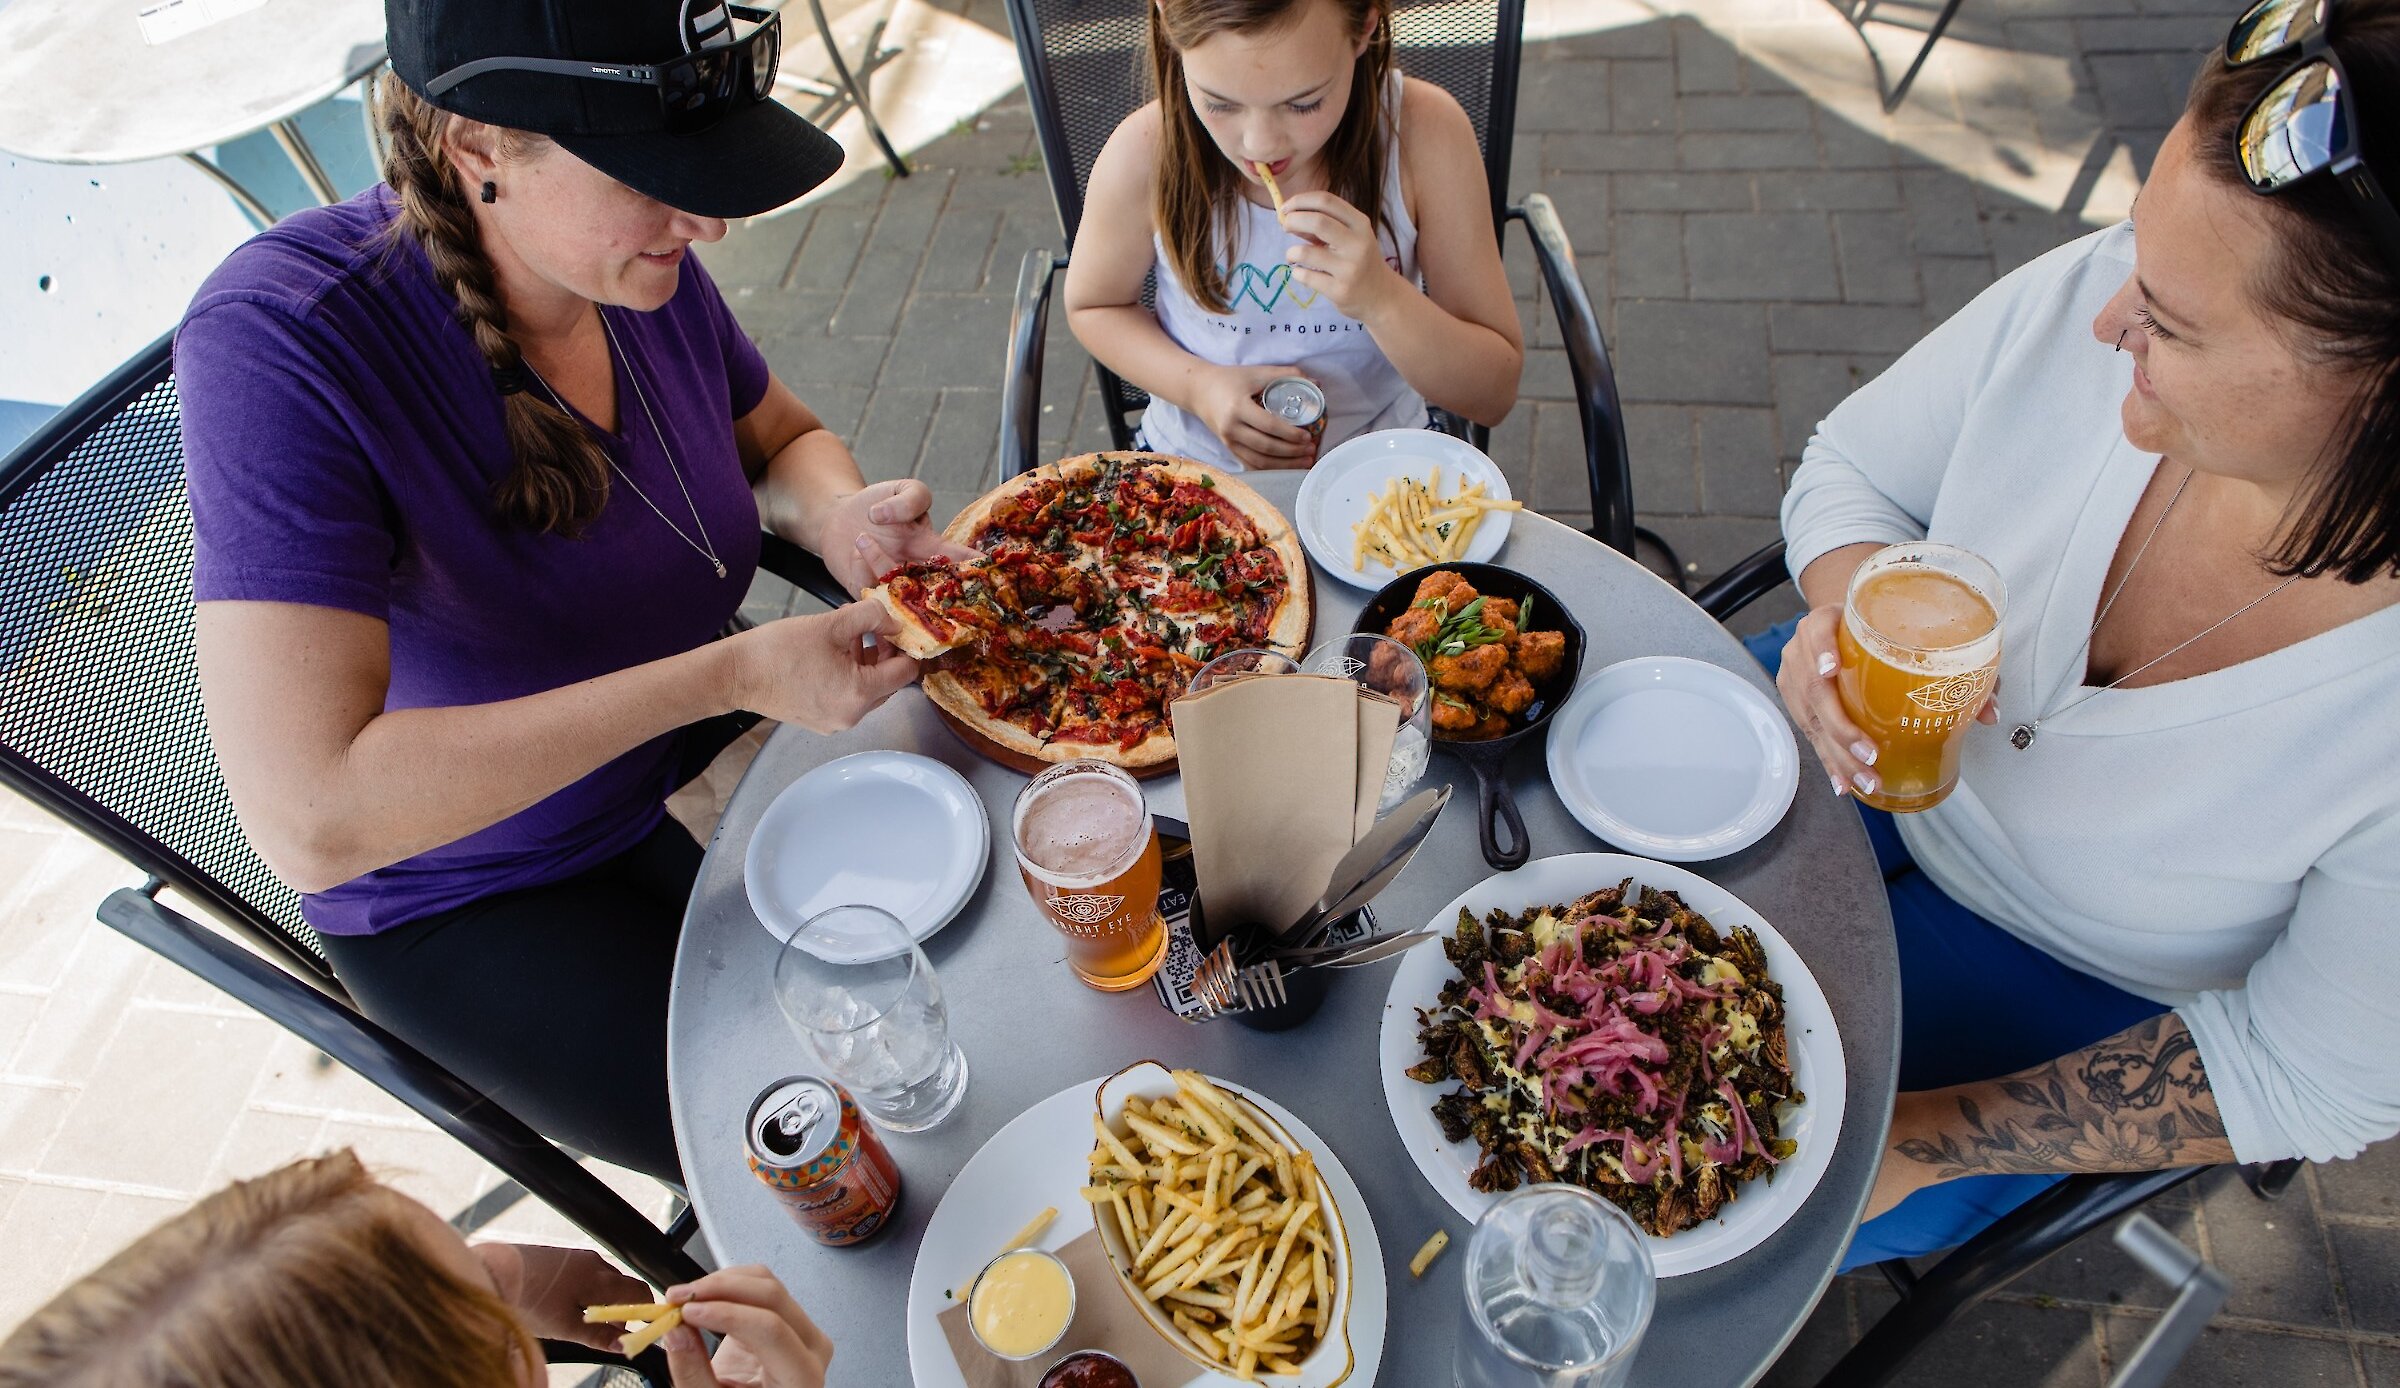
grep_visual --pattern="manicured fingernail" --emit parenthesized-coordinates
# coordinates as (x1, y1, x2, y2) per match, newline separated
(1815, 651, 1836, 677)
(1830, 774, 1848, 798)
(1851, 740, 1878, 766)
(1852, 771, 1878, 796)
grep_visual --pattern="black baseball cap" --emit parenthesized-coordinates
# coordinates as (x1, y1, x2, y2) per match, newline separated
(386, 0, 847, 218)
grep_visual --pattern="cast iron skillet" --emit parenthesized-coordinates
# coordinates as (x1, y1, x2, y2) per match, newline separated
(1353, 562, 1586, 871)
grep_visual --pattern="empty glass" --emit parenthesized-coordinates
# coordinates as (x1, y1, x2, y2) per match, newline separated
(1186, 646, 1301, 696)
(1304, 633, 1433, 812)
(771, 905, 969, 1132)
(1455, 1183, 1656, 1388)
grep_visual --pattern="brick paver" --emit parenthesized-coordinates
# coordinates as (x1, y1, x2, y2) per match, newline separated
(3, 0, 2395, 1381)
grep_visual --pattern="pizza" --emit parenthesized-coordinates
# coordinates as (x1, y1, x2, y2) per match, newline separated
(865, 452, 1311, 770)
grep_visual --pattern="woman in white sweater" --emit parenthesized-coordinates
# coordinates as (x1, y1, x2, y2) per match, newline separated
(1759, 0, 2400, 1266)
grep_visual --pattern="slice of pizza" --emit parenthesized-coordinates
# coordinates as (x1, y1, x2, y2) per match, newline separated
(862, 556, 1011, 659)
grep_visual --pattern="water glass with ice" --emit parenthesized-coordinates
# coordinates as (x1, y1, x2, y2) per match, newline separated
(1304, 633, 1433, 812)
(772, 904, 969, 1132)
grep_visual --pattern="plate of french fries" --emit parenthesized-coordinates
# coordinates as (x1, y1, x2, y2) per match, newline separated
(1294, 428, 1521, 590)
(903, 1063, 1386, 1388)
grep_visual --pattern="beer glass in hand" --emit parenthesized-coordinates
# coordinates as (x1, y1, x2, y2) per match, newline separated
(1012, 760, 1168, 990)
(1834, 543, 2005, 813)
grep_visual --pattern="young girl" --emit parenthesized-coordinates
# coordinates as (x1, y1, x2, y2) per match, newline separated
(1066, 0, 1523, 470)
(0, 1150, 835, 1388)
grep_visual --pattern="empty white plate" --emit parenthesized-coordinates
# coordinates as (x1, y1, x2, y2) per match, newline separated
(744, 750, 991, 962)
(1294, 428, 1514, 589)
(1545, 656, 1799, 861)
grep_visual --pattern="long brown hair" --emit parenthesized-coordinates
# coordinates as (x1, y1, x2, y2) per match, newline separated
(2185, 2, 2400, 582)
(375, 71, 613, 536)
(0, 1150, 540, 1388)
(1149, 0, 1395, 314)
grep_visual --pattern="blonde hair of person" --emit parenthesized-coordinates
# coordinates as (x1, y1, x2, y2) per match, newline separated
(0, 1149, 540, 1388)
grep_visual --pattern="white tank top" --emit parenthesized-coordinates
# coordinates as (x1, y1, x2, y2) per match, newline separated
(1136, 70, 1427, 471)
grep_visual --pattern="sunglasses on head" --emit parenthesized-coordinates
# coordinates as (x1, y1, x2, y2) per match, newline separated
(2226, 0, 2400, 267)
(424, 4, 782, 136)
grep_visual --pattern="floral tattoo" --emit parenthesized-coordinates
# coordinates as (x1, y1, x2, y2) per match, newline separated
(1895, 1015, 2234, 1180)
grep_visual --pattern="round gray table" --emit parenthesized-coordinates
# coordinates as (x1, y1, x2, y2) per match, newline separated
(0, 0, 385, 222)
(669, 476, 1899, 1386)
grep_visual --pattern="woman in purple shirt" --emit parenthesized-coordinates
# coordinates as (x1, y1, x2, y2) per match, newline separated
(175, 0, 948, 1181)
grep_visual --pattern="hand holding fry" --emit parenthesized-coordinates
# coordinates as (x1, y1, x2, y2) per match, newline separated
(647, 1266, 835, 1388)
(1280, 190, 1407, 322)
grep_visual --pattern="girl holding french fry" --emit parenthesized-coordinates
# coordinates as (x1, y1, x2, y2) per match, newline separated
(0, 1150, 835, 1388)
(1064, 0, 1523, 470)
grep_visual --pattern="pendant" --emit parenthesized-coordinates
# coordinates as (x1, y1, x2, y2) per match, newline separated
(714, 559, 728, 579)
(2010, 724, 2036, 750)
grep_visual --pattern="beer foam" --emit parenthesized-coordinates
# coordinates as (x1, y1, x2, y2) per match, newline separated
(1015, 771, 1145, 888)
(1846, 563, 2002, 676)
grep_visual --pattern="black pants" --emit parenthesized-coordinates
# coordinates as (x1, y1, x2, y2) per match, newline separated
(319, 816, 701, 1183)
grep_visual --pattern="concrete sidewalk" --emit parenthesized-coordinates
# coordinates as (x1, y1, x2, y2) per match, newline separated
(1, 0, 2393, 1381)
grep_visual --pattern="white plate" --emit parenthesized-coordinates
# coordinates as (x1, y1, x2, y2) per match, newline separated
(744, 750, 990, 963)
(906, 1071, 1388, 1388)
(1295, 429, 1514, 590)
(1546, 656, 1800, 862)
(1378, 853, 1846, 1277)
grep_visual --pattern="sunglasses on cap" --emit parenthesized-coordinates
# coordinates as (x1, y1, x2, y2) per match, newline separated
(423, 3, 782, 136)
(2227, 0, 2400, 266)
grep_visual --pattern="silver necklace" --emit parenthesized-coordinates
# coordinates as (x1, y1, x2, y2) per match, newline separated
(2011, 468, 2299, 749)
(524, 309, 727, 579)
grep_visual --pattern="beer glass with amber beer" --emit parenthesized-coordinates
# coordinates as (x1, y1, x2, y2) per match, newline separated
(1011, 760, 1167, 990)
(1835, 543, 2006, 813)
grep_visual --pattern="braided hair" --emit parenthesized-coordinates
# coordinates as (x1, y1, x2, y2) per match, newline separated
(374, 70, 612, 535)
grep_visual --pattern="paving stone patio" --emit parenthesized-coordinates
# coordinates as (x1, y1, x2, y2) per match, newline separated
(2, 0, 2395, 1381)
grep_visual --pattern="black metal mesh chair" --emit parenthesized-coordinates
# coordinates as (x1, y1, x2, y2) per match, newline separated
(1689, 551, 2305, 1387)
(995, 0, 1642, 557)
(0, 335, 848, 1346)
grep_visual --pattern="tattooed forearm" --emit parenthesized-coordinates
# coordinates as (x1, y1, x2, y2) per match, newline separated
(1893, 1015, 2235, 1182)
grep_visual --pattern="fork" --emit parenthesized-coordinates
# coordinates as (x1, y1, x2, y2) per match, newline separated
(1191, 941, 1294, 1015)
(1191, 939, 1249, 1016)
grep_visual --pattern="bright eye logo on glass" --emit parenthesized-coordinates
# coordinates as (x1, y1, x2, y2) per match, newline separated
(1046, 893, 1127, 924)
(1906, 671, 1990, 715)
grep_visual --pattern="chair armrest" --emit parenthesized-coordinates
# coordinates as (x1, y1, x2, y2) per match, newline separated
(1002, 250, 1064, 481)
(1510, 195, 1634, 557)
(2104, 1213, 2230, 1388)
(756, 530, 851, 610)
(1690, 541, 1790, 623)
(97, 886, 707, 1292)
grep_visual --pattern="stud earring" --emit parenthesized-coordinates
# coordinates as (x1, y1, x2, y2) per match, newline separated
(480, 181, 497, 204)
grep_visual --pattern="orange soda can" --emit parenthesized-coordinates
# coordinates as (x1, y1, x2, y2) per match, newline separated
(744, 1076, 902, 1246)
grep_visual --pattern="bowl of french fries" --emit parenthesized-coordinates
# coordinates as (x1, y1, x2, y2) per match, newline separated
(1084, 1062, 1354, 1386)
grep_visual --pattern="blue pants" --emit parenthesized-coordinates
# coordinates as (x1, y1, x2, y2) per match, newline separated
(1743, 620, 2166, 1270)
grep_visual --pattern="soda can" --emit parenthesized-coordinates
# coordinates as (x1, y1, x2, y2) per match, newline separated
(1258, 376, 1329, 458)
(745, 1076, 903, 1246)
